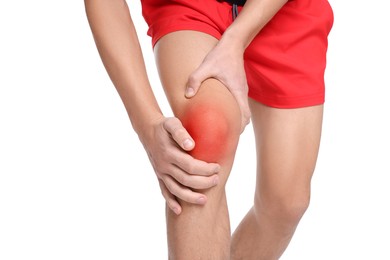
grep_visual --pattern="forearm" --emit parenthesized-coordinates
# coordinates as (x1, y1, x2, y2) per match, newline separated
(84, 0, 162, 136)
(222, 0, 288, 50)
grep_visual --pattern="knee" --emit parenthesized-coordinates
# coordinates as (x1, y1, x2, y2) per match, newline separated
(255, 190, 310, 227)
(180, 99, 240, 163)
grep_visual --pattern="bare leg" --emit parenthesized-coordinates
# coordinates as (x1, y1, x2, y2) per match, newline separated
(154, 31, 241, 259)
(231, 100, 323, 259)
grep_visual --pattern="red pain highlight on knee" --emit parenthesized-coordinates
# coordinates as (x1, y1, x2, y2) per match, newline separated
(181, 104, 230, 163)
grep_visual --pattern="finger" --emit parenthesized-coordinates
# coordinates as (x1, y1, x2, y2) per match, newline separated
(163, 117, 195, 151)
(158, 179, 182, 215)
(185, 63, 212, 98)
(162, 175, 208, 205)
(169, 165, 219, 189)
(171, 151, 220, 176)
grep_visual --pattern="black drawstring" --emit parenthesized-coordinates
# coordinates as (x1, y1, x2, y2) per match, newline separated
(232, 4, 239, 20)
(217, 0, 244, 20)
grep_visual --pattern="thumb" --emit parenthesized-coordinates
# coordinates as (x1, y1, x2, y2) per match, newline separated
(163, 117, 195, 151)
(185, 64, 212, 98)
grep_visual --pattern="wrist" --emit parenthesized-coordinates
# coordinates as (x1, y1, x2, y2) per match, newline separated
(218, 31, 246, 56)
(135, 113, 165, 146)
(220, 25, 249, 52)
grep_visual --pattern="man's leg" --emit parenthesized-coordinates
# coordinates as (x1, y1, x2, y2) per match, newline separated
(154, 31, 241, 259)
(231, 100, 324, 259)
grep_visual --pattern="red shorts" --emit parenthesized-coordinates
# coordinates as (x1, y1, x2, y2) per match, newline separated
(141, 0, 334, 108)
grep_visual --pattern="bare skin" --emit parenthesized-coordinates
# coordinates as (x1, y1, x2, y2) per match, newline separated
(84, 0, 222, 215)
(155, 30, 323, 259)
(185, 0, 289, 130)
(155, 31, 241, 259)
(230, 101, 323, 259)
(85, 0, 325, 259)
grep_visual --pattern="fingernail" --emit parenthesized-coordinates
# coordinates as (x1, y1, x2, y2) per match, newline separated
(185, 87, 195, 97)
(196, 197, 206, 205)
(183, 139, 193, 150)
(214, 165, 221, 173)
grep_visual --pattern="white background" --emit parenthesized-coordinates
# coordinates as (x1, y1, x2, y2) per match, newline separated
(0, 0, 389, 259)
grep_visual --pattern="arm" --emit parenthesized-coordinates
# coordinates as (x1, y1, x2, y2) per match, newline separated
(84, 0, 220, 214)
(185, 0, 289, 131)
(222, 0, 288, 50)
(84, 0, 161, 133)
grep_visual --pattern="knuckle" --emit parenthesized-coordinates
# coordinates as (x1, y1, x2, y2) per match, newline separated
(186, 163, 196, 175)
(179, 192, 193, 203)
(164, 179, 174, 193)
(205, 166, 215, 176)
(178, 174, 189, 186)
(203, 178, 213, 189)
(188, 74, 196, 82)
(171, 169, 184, 183)
(174, 189, 187, 202)
(170, 152, 182, 165)
(162, 117, 171, 130)
(172, 127, 186, 140)
(178, 155, 191, 170)
(170, 117, 181, 125)
(202, 162, 217, 176)
(163, 117, 178, 131)
(187, 74, 198, 86)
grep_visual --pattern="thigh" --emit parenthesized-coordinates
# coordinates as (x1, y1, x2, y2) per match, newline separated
(154, 30, 241, 178)
(250, 99, 323, 203)
(154, 31, 219, 114)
